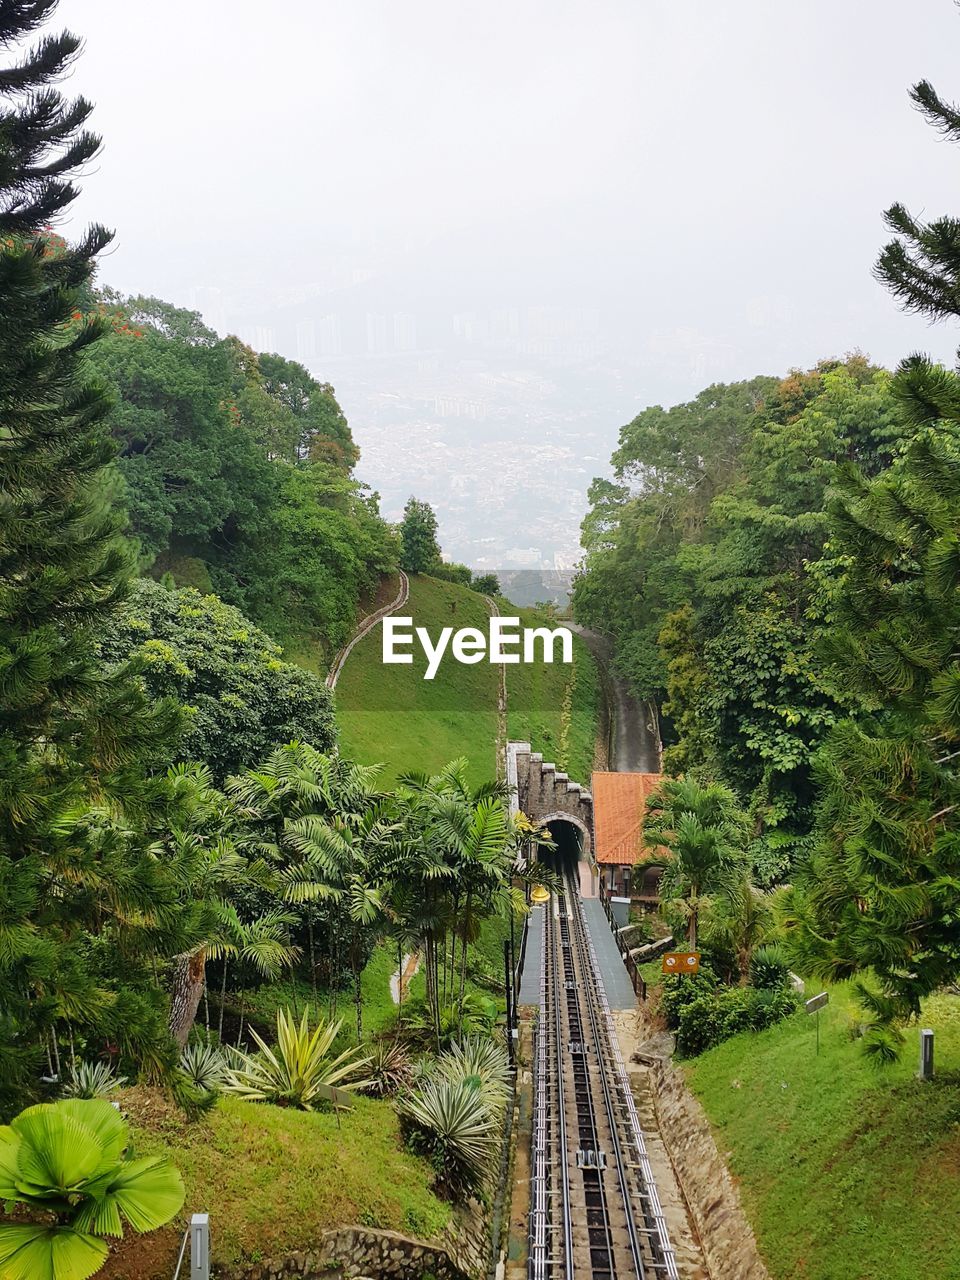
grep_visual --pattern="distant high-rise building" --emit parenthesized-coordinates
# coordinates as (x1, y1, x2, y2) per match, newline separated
(237, 325, 275, 353)
(317, 315, 342, 358)
(366, 313, 389, 354)
(393, 313, 416, 352)
(189, 286, 226, 337)
(296, 320, 316, 362)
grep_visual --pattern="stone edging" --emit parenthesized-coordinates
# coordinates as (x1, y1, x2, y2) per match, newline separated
(638, 1053, 771, 1280)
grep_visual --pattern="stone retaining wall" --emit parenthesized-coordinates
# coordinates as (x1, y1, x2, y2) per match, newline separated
(220, 1204, 489, 1280)
(640, 1053, 771, 1280)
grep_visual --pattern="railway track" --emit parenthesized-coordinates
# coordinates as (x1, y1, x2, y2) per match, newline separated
(529, 871, 678, 1280)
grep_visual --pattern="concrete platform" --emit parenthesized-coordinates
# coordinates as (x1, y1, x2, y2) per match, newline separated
(517, 903, 545, 1005)
(581, 897, 637, 1009)
(516, 897, 637, 1010)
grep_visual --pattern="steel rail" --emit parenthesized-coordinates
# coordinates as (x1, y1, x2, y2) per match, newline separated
(548, 893, 577, 1279)
(564, 872, 650, 1279)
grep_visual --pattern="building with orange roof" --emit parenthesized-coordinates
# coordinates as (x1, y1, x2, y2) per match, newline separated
(591, 771, 664, 900)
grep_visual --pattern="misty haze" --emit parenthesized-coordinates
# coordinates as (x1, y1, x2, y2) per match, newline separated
(65, 0, 959, 568)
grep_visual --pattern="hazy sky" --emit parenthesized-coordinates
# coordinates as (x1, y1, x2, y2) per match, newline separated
(61, 0, 960, 363)
(52, 1, 960, 562)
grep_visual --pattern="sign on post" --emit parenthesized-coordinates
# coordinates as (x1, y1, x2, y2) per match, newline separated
(805, 991, 829, 1055)
(661, 951, 700, 975)
(919, 1028, 934, 1081)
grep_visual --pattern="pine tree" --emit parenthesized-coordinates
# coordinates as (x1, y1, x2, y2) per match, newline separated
(0, 2, 183, 1112)
(876, 77, 960, 330)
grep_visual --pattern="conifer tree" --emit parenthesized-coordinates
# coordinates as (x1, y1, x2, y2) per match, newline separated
(876, 77, 960, 331)
(0, 1, 183, 1111)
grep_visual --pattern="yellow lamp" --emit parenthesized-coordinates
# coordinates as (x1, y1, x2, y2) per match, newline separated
(530, 885, 551, 905)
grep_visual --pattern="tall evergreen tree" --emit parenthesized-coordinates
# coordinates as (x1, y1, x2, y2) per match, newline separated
(0, 2, 182, 1111)
(876, 76, 960, 331)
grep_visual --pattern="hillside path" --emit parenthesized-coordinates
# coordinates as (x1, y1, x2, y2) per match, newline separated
(325, 570, 409, 691)
(568, 623, 661, 772)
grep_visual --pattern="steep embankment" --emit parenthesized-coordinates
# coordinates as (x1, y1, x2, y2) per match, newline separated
(682, 981, 960, 1280)
(333, 573, 500, 787)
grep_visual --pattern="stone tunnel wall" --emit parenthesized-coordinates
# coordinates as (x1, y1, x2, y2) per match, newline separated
(507, 741, 595, 864)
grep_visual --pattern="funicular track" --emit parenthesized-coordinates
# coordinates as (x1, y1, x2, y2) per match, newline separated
(529, 872, 678, 1280)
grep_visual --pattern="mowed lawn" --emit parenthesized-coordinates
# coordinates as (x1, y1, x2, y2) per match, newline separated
(334, 573, 499, 788)
(684, 982, 960, 1280)
(505, 604, 600, 785)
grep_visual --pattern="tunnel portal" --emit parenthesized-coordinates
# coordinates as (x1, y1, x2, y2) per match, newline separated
(541, 818, 584, 879)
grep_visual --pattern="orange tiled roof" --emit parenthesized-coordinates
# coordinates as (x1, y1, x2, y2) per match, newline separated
(591, 771, 662, 865)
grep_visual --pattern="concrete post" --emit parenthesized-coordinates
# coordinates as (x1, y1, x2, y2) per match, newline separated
(190, 1213, 210, 1280)
(919, 1028, 934, 1081)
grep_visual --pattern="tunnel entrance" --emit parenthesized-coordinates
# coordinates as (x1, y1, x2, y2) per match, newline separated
(541, 818, 584, 879)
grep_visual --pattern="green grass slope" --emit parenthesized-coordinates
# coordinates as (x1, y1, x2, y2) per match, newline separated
(505, 604, 600, 784)
(684, 982, 960, 1280)
(334, 573, 499, 787)
(101, 1089, 451, 1278)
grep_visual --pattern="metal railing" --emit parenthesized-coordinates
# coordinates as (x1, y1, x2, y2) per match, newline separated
(598, 881, 647, 1001)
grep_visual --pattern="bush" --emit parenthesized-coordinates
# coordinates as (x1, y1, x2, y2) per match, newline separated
(750, 942, 791, 990)
(399, 1078, 498, 1200)
(61, 1060, 127, 1100)
(99, 580, 336, 779)
(675, 984, 799, 1057)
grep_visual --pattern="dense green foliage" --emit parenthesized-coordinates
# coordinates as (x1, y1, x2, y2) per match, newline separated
(87, 295, 397, 657)
(576, 358, 900, 879)
(399, 496, 441, 573)
(0, 1, 211, 1118)
(99, 579, 335, 779)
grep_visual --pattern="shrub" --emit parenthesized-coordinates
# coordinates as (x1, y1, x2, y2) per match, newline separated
(435, 1036, 511, 1110)
(399, 1078, 498, 1199)
(675, 984, 799, 1057)
(224, 1008, 369, 1111)
(750, 942, 791, 990)
(61, 1060, 127, 1100)
(362, 1039, 413, 1098)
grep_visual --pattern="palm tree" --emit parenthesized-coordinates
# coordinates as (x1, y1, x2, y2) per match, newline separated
(641, 777, 747, 949)
(228, 744, 385, 1001)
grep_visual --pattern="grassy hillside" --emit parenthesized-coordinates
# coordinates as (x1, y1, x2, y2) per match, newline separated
(100, 1089, 450, 1278)
(505, 604, 600, 784)
(334, 573, 499, 787)
(684, 982, 960, 1280)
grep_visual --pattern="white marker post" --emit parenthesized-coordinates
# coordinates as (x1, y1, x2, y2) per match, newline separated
(190, 1213, 210, 1280)
(919, 1028, 934, 1081)
(805, 991, 829, 1056)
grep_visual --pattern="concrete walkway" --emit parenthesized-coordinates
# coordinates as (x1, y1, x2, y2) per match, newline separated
(581, 897, 637, 1009)
(517, 897, 636, 1010)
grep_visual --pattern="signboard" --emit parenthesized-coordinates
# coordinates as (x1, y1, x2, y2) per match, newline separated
(661, 951, 700, 975)
(805, 992, 829, 1014)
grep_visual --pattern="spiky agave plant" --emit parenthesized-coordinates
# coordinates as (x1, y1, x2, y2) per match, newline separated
(223, 1008, 369, 1110)
(61, 1060, 127, 1100)
(399, 1078, 497, 1198)
(179, 1042, 230, 1092)
(361, 1039, 413, 1097)
(435, 1036, 511, 1109)
(0, 1099, 184, 1280)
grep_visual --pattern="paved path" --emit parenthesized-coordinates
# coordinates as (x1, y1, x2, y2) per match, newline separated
(326, 570, 409, 690)
(569, 624, 661, 772)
